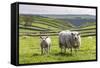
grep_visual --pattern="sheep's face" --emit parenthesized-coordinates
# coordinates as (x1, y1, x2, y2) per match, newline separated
(40, 36, 48, 41)
(71, 32, 80, 41)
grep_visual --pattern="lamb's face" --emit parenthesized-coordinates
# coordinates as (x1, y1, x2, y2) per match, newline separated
(40, 36, 48, 41)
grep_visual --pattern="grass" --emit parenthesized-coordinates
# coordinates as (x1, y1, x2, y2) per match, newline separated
(83, 25, 96, 29)
(19, 35, 96, 64)
(19, 15, 96, 64)
(31, 22, 60, 31)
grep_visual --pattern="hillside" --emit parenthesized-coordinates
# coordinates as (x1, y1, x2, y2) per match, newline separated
(19, 14, 74, 32)
(41, 14, 96, 26)
(41, 14, 96, 19)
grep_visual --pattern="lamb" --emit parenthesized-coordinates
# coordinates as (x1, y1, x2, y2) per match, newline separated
(40, 35, 51, 55)
(59, 30, 81, 53)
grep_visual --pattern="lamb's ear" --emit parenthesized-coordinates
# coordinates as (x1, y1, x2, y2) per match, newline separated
(78, 33, 80, 35)
(40, 36, 42, 39)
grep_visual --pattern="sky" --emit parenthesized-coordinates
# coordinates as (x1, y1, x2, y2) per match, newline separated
(19, 4, 96, 15)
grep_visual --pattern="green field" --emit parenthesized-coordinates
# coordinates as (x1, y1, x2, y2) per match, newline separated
(19, 36, 96, 64)
(19, 15, 96, 64)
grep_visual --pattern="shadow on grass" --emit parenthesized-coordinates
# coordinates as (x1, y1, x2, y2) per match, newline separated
(32, 52, 74, 57)
(51, 52, 73, 57)
(32, 53, 50, 56)
(32, 53, 41, 56)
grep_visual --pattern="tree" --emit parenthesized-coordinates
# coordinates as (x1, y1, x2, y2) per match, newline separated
(19, 15, 34, 26)
(24, 16, 33, 26)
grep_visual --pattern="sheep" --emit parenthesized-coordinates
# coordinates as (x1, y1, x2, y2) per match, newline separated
(40, 35, 51, 55)
(59, 30, 81, 53)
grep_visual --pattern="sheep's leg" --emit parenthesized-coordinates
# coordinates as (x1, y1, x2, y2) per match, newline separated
(61, 47, 63, 53)
(59, 42, 63, 53)
(64, 47, 66, 53)
(70, 48, 72, 54)
(74, 48, 78, 53)
(48, 45, 50, 54)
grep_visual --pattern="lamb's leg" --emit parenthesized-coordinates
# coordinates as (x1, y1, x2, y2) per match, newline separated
(41, 47, 43, 55)
(45, 48, 48, 54)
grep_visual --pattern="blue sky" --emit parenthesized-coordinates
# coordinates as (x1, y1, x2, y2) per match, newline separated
(19, 4, 96, 15)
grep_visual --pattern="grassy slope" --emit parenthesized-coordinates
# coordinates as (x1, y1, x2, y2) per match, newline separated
(19, 36, 96, 64)
(83, 25, 96, 29)
(31, 16, 73, 29)
(80, 22, 96, 28)
(19, 15, 74, 32)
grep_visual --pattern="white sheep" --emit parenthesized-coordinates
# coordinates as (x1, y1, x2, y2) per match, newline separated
(59, 30, 81, 53)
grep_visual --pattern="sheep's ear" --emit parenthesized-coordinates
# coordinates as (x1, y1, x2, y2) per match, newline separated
(46, 36, 48, 39)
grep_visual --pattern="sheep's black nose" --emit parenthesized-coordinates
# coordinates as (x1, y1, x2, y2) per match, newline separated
(75, 37, 77, 40)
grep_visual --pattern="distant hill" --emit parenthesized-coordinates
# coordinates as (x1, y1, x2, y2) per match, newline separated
(40, 14, 96, 26)
(41, 14, 96, 19)
(60, 18, 95, 26)
(19, 14, 96, 29)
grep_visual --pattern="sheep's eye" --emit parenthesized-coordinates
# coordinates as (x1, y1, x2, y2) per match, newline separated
(71, 33, 74, 36)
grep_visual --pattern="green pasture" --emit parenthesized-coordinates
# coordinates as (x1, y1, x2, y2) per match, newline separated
(19, 35, 96, 64)
(19, 15, 96, 64)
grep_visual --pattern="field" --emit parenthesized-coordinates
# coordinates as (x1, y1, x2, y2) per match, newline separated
(19, 35, 96, 64)
(19, 15, 96, 64)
